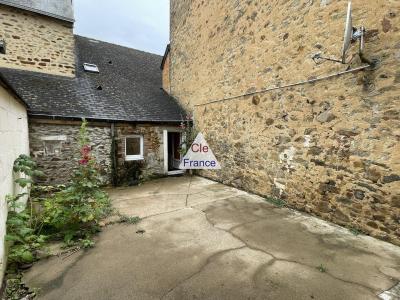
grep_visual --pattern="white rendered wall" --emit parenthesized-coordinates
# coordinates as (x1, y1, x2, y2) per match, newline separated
(0, 85, 29, 285)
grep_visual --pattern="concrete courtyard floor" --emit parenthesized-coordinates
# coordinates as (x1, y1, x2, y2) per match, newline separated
(24, 176, 400, 300)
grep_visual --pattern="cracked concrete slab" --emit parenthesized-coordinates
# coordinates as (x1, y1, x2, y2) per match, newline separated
(24, 176, 400, 300)
(202, 197, 400, 292)
(163, 247, 274, 300)
(25, 208, 244, 300)
(111, 193, 188, 218)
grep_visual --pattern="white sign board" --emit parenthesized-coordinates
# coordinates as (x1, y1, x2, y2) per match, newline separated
(179, 133, 221, 170)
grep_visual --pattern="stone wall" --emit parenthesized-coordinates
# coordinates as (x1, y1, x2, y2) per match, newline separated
(0, 4, 75, 76)
(170, 0, 400, 245)
(114, 123, 166, 184)
(29, 119, 181, 186)
(0, 84, 29, 287)
(29, 120, 113, 185)
(162, 52, 171, 93)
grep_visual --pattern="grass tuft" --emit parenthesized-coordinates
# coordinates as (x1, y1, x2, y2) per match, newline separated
(317, 264, 327, 273)
(348, 226, 361, 236)
(118, 215, 141, 224)
(264, 196, 286, 208)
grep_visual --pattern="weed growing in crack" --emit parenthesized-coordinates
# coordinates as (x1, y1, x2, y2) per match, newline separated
(317, 264, 327, 273)
(118, 215, 141, 224)
(348, 227, 361, 236)
(264, 196, 286, 208)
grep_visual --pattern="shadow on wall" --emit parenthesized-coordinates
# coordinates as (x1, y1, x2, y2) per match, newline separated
(115, 160, 145, 186)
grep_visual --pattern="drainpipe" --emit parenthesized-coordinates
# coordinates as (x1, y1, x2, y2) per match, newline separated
(111, 123, 117, 187)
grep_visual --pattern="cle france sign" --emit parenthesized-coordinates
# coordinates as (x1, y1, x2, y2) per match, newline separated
(179, 133, 221, 170)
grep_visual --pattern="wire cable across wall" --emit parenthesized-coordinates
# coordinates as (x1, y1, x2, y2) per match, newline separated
(194, 64, 371, 107)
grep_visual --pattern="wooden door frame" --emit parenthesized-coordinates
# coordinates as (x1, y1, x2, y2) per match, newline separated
(163, 129, 185, 175)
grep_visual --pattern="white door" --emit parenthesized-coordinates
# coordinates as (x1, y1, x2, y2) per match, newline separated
(163, 130, 184, 175)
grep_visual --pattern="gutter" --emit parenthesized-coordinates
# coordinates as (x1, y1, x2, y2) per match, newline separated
(110, 123, 118, 187)
(28, 113, 185, 124)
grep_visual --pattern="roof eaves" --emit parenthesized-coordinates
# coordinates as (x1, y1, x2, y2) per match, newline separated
(28, 112, 184, 124)
(0, 70, 29, 108)
(0, 1, 74, 23)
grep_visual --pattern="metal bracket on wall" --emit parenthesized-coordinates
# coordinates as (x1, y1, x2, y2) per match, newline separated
(0, 40, 6, 54)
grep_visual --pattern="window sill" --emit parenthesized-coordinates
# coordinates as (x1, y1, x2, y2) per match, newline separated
(125, 156, 144, 161)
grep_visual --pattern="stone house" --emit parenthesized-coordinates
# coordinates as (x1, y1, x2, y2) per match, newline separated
(1, 36, 186, 185)
(167, 0, 400, 245)
(0, 0, 186, 282)
(0, 1, 187, 187)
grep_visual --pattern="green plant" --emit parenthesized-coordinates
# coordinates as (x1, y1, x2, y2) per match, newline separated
(264, 196, 286, 208)
(6, 195, 46, 264)
(118, 215, 141, 224)
(118, 160, 144, 186)
(5, 120, 112, 270)
(41, 119, 112, 244)
(3, 272, 38, 300)
(80, 238, 95, 249)
(5, 155, 46, 265)
(317, 264, 327, 273)
(179, 113, 197, 156)
(12, 154, 44, 187)
(348, 226, 361, 236)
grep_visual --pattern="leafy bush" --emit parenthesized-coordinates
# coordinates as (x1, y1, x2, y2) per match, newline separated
(6, 195, 46, 264)
(3, 272, 38, 300)
(5, 155, 46, 265)
(41, 119, 112, 245)
(12, 154, 44, 187)
(5, 119, 112, 266)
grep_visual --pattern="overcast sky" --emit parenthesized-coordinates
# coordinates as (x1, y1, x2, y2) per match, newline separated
(74, 0, 170, 55)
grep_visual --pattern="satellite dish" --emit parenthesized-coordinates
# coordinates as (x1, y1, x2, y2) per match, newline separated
(341, 1, 353, 63)
(311, 1, 369, 66)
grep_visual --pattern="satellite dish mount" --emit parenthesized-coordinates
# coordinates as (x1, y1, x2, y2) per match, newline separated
(312, 2, 370, 66)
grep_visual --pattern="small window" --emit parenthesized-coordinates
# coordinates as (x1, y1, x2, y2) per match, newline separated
(125, 135, 144, 161)
(83, 63, 99, 73)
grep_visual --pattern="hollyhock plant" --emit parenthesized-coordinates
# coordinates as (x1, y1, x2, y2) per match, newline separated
(79, 144, 91, 165)
(81, 145, 91, 156)
(78, 159, 89, 165)
(42, 118, 111, 248)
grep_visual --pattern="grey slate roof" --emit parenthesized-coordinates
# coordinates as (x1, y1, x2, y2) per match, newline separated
(0, 0, 74, 22)
(0, 35, 185, 122)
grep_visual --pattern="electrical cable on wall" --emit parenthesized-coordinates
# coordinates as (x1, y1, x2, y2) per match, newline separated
(194, 64, 370, 107)
(195, 2, 372, 108)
